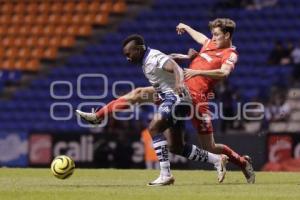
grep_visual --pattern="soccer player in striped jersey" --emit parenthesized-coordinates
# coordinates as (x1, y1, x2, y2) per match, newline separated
(76, 34, 228, 186)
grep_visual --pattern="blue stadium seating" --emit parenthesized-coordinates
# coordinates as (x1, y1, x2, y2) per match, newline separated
(0, 0, 297, 132)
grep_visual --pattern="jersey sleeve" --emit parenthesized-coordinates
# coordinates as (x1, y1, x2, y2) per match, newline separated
(222, 51, 238, 71)
(155, 53, 170, 69)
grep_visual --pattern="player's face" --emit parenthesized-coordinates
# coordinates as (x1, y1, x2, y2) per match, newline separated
(123, 42, 142, 65)
(211, 27, 230, 48)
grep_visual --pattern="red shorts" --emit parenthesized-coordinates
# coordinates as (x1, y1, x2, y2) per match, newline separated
(190, 94, 214, 135)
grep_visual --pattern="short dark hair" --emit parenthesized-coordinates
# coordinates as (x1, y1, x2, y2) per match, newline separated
(209, 18, 236, 38)
(122, 34, 145, 48)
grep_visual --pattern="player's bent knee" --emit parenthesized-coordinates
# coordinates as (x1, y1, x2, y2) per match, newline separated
(148, 122, 159, 136)
(148, 117, 166, 136)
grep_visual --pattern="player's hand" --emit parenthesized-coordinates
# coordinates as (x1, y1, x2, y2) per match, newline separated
(176, 23, 189, 35)
(174, 83, 185, 95)
(169, 53, 181, 60)
(184, 69, 200, 80)
(187, 48, 198, 60)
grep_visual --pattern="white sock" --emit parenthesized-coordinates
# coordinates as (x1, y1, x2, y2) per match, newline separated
(152, 135, 171, 177)
(160, 161, 171, 177)
(208, 152, 221, 165)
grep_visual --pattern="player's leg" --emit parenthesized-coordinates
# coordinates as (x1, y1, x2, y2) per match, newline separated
(147, 112, 174, 186)
(95, 86, 156, 118)
(76, 86, 156, 124)
(198, 133, 255, 184)
(192, 107, 255, 183)
(147, 93, 183, 186)
(165, 125, 228, 183)
(198, 133, 246, 167)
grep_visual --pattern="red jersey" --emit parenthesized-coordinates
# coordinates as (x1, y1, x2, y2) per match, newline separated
(185, 39, 238, 95)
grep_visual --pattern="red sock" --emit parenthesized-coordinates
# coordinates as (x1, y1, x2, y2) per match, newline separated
(222, 145, 246, 169)
(95, 97, 130, 118)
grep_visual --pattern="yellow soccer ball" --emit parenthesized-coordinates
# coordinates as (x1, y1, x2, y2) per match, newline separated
(51, 155, 75, 179)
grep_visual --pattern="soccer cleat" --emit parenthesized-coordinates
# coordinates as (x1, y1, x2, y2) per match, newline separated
(242, 155, 255, 184)
(147, 175, 175, 186)
(75, 110, 102, 124)
(214, 154, 228, 183)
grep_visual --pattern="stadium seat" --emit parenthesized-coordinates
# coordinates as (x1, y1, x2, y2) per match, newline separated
(1, 3, 13, 14)
(48, 14, 60, 25)
(37, 2, 50, 14)
(25, 59, 40, 72)
(100, 1, 113, 13)
(61, 37, 75, 48)
(36, 14, 48, 25)
(88, 1, 101, 13)
(93, 13, 109, 26)
(50, 2, 63, 14)
(61, 14, 73, 25)
(18, 48, 31, 59)
(0, 15, 11, 25)
(26, 3, 38, 14)
(24, 15, 36, 25)
(63, 2, 76, 13)
(15, 59, 27, 70)
(14, 3, 26, 14)
(1, 59, 15, 70)
(49, 37, 61, 47)
(77, 26, 92, 37)
(42, 48, 58, 60)
(75, 1, 88, 13)
(112, 1, 127, 14)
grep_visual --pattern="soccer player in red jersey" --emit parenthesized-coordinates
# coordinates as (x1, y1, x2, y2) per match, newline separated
(173, 18, 255, 183)
(77, 18, 255, 183)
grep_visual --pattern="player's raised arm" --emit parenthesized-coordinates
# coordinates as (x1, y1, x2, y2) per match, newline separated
(169, 53, 190, 60)
(176, 23, 208, 45)
(169, 48, 199, 61)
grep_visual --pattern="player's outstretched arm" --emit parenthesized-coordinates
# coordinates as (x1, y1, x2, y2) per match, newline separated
(169, 53, 190, 60)
(184, 63, 233, 80)
(169, 48, 198, 61)
(176, 23, 208, 45)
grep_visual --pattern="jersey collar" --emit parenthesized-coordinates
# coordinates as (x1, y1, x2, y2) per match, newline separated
(142, 47, 151, 65)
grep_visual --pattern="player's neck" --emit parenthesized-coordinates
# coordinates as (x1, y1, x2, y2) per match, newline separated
(220, 40, 232, 49)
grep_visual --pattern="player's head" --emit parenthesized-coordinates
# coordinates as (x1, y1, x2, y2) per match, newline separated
(209, 18, 236, 48)
(122, 34, 146, 65)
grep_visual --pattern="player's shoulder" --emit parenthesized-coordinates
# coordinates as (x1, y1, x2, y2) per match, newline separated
(148, 48, 169, 61)
(150, 48, 167, 57)
(224, 45, 238, 57)
(144, 48, 169, 67)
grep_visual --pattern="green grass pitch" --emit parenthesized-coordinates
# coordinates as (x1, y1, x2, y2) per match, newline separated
(1, 168, 300, 200)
